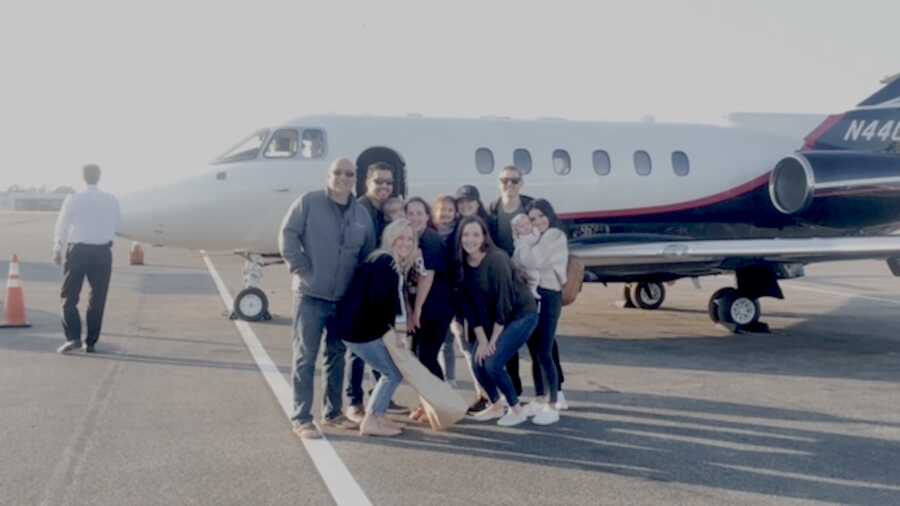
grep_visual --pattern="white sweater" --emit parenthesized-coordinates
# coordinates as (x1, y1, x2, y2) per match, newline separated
(514, 228, 568, 292)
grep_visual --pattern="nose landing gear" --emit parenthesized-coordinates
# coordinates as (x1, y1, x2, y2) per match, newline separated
(230, 253, 279, 321)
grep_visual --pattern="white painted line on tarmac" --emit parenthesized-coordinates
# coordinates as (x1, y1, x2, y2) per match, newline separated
(783, 282, 900, 306)
(711, 463, 900, 491)
(201, 253, 372, 506)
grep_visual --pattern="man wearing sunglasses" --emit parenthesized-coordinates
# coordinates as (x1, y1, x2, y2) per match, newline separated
(345, 161, 395, 423)
(279, 157, 376, 440)
(488, 165, 534, 259)
(487, 165, 535, 398)
(357, 162, 395, 241)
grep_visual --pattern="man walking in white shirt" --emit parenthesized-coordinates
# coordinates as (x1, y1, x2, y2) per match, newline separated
(53, 164, 121, 354)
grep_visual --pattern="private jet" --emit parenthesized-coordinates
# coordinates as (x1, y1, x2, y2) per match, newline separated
(119, 73, 900, 332)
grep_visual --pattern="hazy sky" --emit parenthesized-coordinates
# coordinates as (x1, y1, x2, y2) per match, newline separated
(1, 0, 896, 194)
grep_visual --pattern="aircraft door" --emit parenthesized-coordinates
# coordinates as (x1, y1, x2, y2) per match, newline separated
(355, 147, 407, 198)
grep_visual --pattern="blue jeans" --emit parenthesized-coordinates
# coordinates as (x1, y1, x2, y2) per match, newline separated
(471, 313, 539, 408)
(345, 338, 403, 417)
(527, 288, 562, 403)
(346, 353, 381, 407)
(291, 295, 346, 426)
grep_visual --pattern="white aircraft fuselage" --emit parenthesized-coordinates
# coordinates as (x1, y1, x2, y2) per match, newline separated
(118, 114, 809, 253)
(115, 75, 900, 330)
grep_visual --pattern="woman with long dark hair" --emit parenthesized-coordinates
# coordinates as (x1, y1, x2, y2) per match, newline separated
(405, 197, 455, 377)
(455, 216, 538, 426)
(452, 186, 495, 413)
(404, 197, 456, 422)
(515, 199, 568, 424)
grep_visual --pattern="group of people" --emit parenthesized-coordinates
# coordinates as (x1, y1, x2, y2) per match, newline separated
(280, 158, 570, 439)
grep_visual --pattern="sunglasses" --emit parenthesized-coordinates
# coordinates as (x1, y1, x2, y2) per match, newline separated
(332, 170, 356, 178)
(373, 178, 394, 186)
(499, 178, 521, 185)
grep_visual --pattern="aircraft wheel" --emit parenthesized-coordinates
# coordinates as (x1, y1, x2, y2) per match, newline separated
(715, 290, 760, 327)
(631, 282, 666, 310)
(707, 287, 737, 323)
(233, 287, 270, 321)
(622, 284, 636, 308)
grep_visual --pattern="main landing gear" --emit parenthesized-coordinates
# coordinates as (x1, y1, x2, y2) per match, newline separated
(707, 287, 763, 330)
(230, 253, 282, 322)
(618, 264, 786, 333)
(623, 282, 666, 310)
(706, 265, 786, 333)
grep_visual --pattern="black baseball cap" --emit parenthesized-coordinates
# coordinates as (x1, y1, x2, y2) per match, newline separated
(455, 185, 481, 202)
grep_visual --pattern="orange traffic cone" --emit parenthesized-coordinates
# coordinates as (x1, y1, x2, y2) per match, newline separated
(129, 242, 144, 265)
(1, 254, 31, 328)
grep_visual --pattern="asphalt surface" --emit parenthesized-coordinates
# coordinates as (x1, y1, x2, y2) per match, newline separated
(1, 211, 899, 505)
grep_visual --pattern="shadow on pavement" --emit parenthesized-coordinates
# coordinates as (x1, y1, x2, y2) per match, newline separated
(343, 391, 900, 505)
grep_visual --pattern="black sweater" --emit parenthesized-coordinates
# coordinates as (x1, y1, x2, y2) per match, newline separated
(337, 254, 402, 343)
(461, 249, 537, 339)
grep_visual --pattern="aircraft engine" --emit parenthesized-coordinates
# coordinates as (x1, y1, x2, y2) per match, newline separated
(768, 151, 900, 215)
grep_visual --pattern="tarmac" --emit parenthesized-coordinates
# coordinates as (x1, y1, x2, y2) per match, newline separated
(1, 210, 899, 506)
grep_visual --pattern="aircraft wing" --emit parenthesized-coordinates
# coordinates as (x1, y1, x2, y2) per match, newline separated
(571, 236, 900, 279)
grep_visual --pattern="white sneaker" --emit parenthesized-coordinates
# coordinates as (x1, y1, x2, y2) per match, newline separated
(555, 391, 569, 411)
(497, 406, 528, 427)
(522, 401, 546, 418)
(532, 404, 560, 425)
(470, 403, 505, 422)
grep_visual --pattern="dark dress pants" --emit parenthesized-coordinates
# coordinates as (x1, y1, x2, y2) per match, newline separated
(61, 243, 112, 346)
(412, 313, 452, 381)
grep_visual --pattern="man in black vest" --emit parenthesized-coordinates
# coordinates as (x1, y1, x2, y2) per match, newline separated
(487, 165, 534, 397)
(346, 162, 396, 422)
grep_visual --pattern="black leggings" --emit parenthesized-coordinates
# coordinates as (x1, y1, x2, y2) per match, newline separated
(531, 340, 564, 395)
(507, 290, 566, 398)
(413, 314, 453, 380)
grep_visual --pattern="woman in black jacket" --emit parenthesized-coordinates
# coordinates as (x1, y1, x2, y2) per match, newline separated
(338, 219, 420, 437)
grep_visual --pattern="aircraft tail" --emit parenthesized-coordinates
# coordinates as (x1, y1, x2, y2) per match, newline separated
(803, 73, 900, 151)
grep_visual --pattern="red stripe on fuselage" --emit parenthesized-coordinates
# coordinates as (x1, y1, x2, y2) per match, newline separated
(559, 173, 770, 220)
(803, 113, 845, 150)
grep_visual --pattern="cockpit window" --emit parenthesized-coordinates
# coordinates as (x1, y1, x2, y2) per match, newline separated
(300, 129, 326, 159)
(264, 129, 299, 159)
(214, 129, 270, 164)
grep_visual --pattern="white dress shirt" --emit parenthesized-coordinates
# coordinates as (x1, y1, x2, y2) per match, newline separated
(53, 185, 122, 253)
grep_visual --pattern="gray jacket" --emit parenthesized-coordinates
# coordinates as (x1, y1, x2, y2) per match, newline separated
(279, 189, 376, 301)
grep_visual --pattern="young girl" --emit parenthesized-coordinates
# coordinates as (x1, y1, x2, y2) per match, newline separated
(337, 219, 420, 437)
(516, 199, 569, 424)
(456, 216, 538, 427)
(383, 197, 405, 223)
(511, 213, 540, 299)
(431, 194, 459, 386)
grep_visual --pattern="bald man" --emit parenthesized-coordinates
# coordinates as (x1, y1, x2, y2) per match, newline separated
(279, 157, 376, 439)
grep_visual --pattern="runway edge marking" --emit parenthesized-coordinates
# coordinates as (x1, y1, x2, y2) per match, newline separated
(202, 253, 373, 506)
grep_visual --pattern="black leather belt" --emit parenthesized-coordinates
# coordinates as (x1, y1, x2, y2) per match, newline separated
(71, 241, 113, 248)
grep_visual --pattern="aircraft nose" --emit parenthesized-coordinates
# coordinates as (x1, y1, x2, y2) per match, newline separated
(117, 189, 162, 244)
